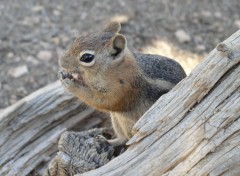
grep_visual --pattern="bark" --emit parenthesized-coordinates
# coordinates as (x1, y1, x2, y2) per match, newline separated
(0, 81, 107, 176)
(43, 129, 115, 176)
(78, 30, 240, 176)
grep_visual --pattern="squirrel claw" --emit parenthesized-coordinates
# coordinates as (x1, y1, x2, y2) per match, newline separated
(95, 135, 109, 144)
(96, 135, 107, 140)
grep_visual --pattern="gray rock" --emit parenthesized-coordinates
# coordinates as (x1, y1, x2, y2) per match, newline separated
(53, 10, 61, 16)
(175, 29, 191, 43)
(201, 11, 212, 18)
(22, 16, 40, 26)
(196, 44, 206, 52)
(234, 20, 240, 28)
(37, 50, 52, 61)
(17, 86, 28, 94)
(199, 11, 213, 24)
(214, 12, 222, 18)
(31, 5, 44, 13)
(8, 65, 29, 78)
(25, 56, 40, 65)
(60, 34, 70, 44)
(194, 36, 203, 43)
(7, 52, 14, 58)
(52, 37, 61, 45)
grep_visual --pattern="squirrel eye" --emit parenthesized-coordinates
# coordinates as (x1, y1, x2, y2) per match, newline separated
(80, 53, 95, 63)
(79, 51, 95, 67)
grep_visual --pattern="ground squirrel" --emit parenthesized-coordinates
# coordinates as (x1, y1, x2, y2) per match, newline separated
(58, 22, 186, 147)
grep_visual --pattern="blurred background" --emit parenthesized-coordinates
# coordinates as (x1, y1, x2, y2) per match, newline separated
(0, 0, 240, 110)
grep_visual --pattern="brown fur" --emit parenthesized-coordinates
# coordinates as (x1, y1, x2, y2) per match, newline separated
(61, 48, 141, 112)
(93, 54, 140, 111)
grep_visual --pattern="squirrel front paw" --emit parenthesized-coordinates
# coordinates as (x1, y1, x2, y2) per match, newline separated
(58, 70, 75, 89)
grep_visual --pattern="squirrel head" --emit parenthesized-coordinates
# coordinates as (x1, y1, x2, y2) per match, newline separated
(59, 22, 139, 111)
(59, 22, 127, 72)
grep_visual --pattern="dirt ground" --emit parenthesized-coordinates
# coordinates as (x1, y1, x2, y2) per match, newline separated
(0, 0, 240, 109)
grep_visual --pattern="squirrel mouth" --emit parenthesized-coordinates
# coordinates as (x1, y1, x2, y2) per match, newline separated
(59, 70, 87, 87)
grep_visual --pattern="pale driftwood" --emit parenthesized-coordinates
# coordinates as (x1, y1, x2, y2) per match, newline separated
(76, 31, 240, 176)
(0, 81, 107, 176)
(1, 30, 240, 176)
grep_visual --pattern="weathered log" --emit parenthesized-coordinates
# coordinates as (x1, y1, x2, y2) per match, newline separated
(0, 81, 107, 176)
(1, 30, 240, 176)
(74, 31, 240, 176)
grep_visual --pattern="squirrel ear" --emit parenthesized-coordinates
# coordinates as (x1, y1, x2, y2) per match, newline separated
(111, 34, 126, 57)
(103, 22, 121, 33)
